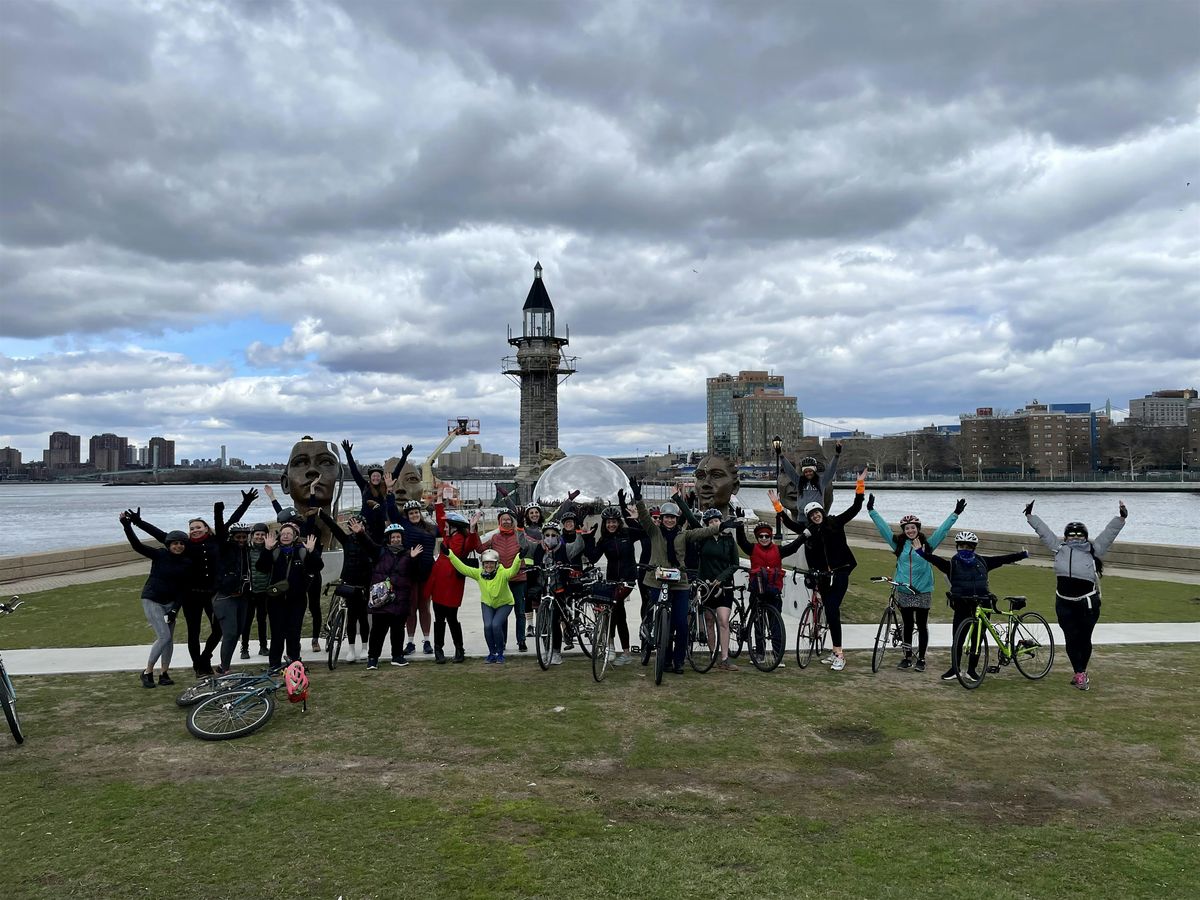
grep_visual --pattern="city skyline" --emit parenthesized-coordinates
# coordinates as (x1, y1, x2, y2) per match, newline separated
(1, 2, 1197, 465)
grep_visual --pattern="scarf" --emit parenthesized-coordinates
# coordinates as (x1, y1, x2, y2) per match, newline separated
(662, 525, 680, 567)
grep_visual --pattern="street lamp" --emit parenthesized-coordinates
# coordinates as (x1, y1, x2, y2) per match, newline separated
(1069, 449, 1075, 482)
(772, 435, 784, 541)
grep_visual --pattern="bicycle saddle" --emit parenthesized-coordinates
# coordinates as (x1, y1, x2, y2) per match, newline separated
(1004, 596, 1028, 611)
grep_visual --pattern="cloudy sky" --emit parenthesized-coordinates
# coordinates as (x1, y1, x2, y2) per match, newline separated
(2, 0, 1198, 466)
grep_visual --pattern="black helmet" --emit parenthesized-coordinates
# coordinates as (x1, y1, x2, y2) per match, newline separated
(800, 456, 819, 469)
(276, 506, 301, 524)
(1064, 522, 1089, 539)
(600, 506, 623, 521)
(229, 523, 252, 535)
(165, 530, 188, 544)
(403, 499, 424, 512)
(365, 463, 384, 475)
(251, 522, 270, 535)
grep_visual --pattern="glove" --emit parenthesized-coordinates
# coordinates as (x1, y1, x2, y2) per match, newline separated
(629, 478, 642, 502)
(214, 501, 225, 513)
(617, 489, 627, 510)
(1024, 500, 1035, 516)
(835, 441, 843, 454)
(954, 498, 967, 515)
(241, 488, 259, 504)
(720, 518, 740, 532)
(866, 493, 875, 512)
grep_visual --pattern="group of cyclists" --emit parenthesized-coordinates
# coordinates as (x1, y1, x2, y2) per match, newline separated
(120, 439, 1128, 694)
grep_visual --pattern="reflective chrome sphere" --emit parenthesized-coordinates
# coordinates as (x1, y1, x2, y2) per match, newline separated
(533, 455, 632, 506)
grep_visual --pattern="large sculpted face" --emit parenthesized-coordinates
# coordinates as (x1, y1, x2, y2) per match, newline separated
(384, 456, 424, 504)
(282, 438, 340, 509)
(776, 471, 799, 516)
(695, 455, 739, 511)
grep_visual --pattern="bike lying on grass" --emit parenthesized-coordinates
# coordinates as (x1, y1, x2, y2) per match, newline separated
(185, 663, 309, 740)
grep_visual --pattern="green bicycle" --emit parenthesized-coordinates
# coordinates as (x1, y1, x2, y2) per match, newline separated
(951, 594, 1055, 690)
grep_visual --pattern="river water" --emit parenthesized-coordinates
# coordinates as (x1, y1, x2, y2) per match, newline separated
(0, 482, 1196, 556)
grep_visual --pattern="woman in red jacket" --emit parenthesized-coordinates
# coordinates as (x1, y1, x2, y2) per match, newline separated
(735, 522, 804, 668)
(428, 505, 483, 663)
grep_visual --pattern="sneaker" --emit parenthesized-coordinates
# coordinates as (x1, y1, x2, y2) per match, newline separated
(485, 653, 497, 664)
(940, 669, 958, 681)
(563, 639, 574, 650)
(526, 624, 535, 638)
(672, 664, 685, 675)
(158, 672, 174, 686)
(986, 665, 1001, 674)
(258, 644, 268, 657)
(390, 656, 409, 667)
(518, 642, 528, 652)
(830, 655, 846, 672)
(366, 658, 379, 670)
(423, 640, 433, 655)
(404, 641, 416, 655)
(777, 661, 786, 669)
(607, 647, 617, 663)
(613, 653, 632, 666)
(435, 649, 446, 664)
(549, 652, 563, 666)
(496, 653, 505, 664)
(821, 654, 835, 666)
(967, 669, 980, 681)
(719, 659, 740, 672)
(453, 648, 465, 663)
(1075, 672, 1091, 691)
(140, 672, 156, 689)
(347, 643, 359, 663)
(915, 658, 926, 672)
(897, 657, 914, 670)
(240, 646, 251, 660)
(311, 639, 321, 652)
(213, 664, 232, 677)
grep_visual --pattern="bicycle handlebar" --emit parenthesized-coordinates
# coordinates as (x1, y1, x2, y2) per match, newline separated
(870, 576, 917, 594)
(1, 596, 23, 614)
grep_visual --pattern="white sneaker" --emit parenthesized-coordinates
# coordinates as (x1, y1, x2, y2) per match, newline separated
(550, 652, 563, 666)
(347, 643, 358, 663)
(821, 655, 834, 665)
(777, 661, 786, 669)
(613, 653, 632, 666)
(831, 655, 846, 672)
(607, 647, 617, 662)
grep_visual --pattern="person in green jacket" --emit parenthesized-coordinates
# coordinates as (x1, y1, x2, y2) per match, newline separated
(448, 547, 521, 664)
(866, 495, 966, 672)
(694, 507, 743, 671)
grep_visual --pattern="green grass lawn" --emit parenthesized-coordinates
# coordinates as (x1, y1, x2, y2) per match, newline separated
(5, 545, 1199, 650)
(1, 646, 1197, 899)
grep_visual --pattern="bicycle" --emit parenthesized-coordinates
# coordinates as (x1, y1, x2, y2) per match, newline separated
(186, 669, 305, 740)
(869, 576, 918, 673)
(791, 568, 827, 669)
(533, 564, 599, 670)
(176, 669, 267, 707)
(951, 594, 1056, 690)
(727, 579, 786, 673)
(685, 578, 720, 674)
(321, 581, 354, 671)
(639, 582, 674, 685)
(1, 597, 25, 744)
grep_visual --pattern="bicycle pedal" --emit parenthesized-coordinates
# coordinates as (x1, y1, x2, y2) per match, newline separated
(986, 665, 1001, 674)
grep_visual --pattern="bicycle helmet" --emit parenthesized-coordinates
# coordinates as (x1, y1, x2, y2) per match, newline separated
(753, 523, 774, 537)
(251, 522, 270, 535)
(1064, 522, 1089, 539)
(542, 520, 562, 534)
(402, 500, 424, 512)
(701, 508, 722, 523)
(383, 523, 404, 537)
(648, 506, 661, 516)
(559, 509, 577, 523)
(229, 522, 252, 534)
(276, 506, 301, 524)
(278, 522, 301, 538)
(803, 501, 824, 518)
(284, 660, 309, 703)
(800, 456, 819, 470)
(954, 530, 979, 545)
(365, 463, 384, 476)
(480, 549, 500, 564)
(523, 504, 543, 520)
(444, 511, 470, 528)
(164, 530, 188, 544)
(658, 501, 681, 518)
(899, 515, 921, 528)
(600, 506, 623, 521)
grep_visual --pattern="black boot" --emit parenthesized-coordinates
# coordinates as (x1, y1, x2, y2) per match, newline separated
(452, 647, 465, 663)
(435, 648, 447, 664)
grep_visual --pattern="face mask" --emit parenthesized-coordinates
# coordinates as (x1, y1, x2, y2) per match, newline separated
(955, 549, 976, 563)
(482, 568, 497, 580)
(543, 536, 561, 549)
(1065, 536, 1088, 545)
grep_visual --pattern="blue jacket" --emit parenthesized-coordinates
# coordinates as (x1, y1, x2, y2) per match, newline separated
(868, 510, 958, 594)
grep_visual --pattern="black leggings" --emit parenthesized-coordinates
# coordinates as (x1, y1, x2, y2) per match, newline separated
(820, 572, 849, 647)
(267, 594, 307, 669)
(1056, 595, 1102, 673)
(307, 574, 322, 641)
(900, 607, 931, 658)
(950, 600, 982, 671)
(183, 588, 221, 667)
(345, 589, 370, 644)
(369, 609, 408, 661)
(608, 594, 630, 650)
(241, 591, 268, 648)
(433, 602, 463, 651)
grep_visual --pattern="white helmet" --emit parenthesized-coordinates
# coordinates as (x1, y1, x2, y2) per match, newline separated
(481, 549, 500, 564)
(658, 501, 682, 517)
(803, 502, 824, 518)
(954, 531, 979, 545)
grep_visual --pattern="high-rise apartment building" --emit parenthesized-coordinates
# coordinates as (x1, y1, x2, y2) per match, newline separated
(89, 433, 130, 472)
(148, 436, 176, 468)
(960, 401, 1100, 475)
(706, 370, 802, 460)
(43, 431, 81, 469)
(0, 447, 21, 475)
(438, 439, 506, 470)
(1129, 389, 1198, 426)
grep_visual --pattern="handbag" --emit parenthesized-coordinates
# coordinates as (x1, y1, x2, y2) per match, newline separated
(368, 581, 395, 611)
(266, 553, 294, 597)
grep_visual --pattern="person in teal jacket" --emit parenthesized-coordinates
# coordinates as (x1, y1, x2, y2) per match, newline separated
(448, 547, 521, 664)
(866, 495, 966, 672)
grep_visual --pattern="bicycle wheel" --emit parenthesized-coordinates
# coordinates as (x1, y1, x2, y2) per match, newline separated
(654, 604, 670, 685)
(535, 602, 553, 671)
(1011, 612, 1055, 680)
(795, 605, 815, 669)
(953, 619, 989, 689)
(574, 599, 596, 660)
(727, 608, 744, 659)
(749, 606, 785, 673)
(187, 689, 275, 740)
(687, 606, 718, 673)
(591, 605, 612, 683)
(327, 608, 346, 671)
(871, 607, 898, 673)
(1, 664, 23, 745)
(639, 612, 654, 666)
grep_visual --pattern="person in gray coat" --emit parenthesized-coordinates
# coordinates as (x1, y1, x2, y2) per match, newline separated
(1025, 500, 1127, 692)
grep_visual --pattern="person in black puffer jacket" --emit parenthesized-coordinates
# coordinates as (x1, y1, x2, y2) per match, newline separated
(210, 489, 259, 674)
(122, 509, 191, 689)
(256, 522, 324, 671)
(582, 491, 645, 665)
(320, 508, 378, 663)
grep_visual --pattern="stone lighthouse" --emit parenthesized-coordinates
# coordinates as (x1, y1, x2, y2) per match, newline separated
(503, 261, 577, 497)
